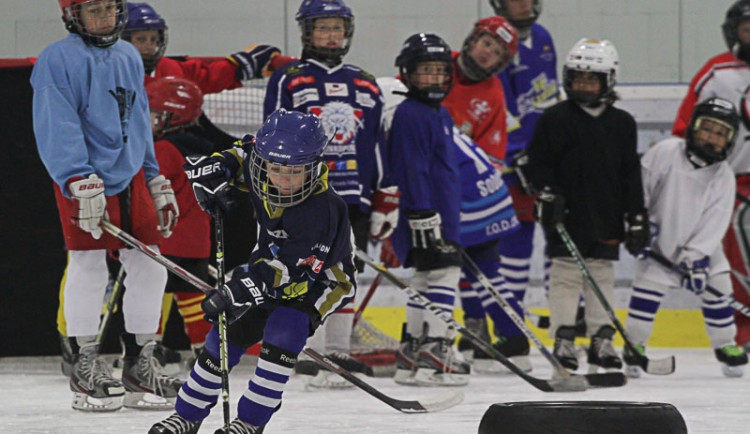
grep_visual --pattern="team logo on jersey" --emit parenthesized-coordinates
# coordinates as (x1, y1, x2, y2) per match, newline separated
(297, 255, 324, 273)
(293, 88, 320, 107)
(309, 102, 363, 155)
(266, 228, 289, 239)
(353, 78, 379, 94)
(325, 82, 349, 97)
(469, 98, 492, 122)
(313, 242, 330, 253)
(356, 91, 376, 108)
(287, 75, 315, 90)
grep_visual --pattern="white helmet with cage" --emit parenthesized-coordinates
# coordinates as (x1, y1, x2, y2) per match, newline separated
(562, 38, 619, 106)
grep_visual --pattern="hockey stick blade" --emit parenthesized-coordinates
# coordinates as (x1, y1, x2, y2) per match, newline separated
(303, 349, 463, 413)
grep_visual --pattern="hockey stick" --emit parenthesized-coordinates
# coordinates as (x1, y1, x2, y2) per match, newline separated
(555, 223, 675, 375)
(352, 274, 382, 328)
(96, 263, 125, 345)
(355, 249, 587, 392)
(648, 251, 750, 318)
(214, 211, 231, 429)
(100, 221, 460, 412)
(461, 251, 626, 388)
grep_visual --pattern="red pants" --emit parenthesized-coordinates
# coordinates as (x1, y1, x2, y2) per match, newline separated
(723, 173, 750, 345)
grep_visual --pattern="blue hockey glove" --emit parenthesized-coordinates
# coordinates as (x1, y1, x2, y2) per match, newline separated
(201, 266, 267, 325)
(680, 256, 710, 295)
(534, 186, 566, 230)
(227, 44, 281, 81)
(183, 155, 236, 217)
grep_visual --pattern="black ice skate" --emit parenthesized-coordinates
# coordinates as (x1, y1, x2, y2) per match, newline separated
(60, 332, 74, 377)
(152, 341, 183, 376)
(715, 345, 748, 378)
(587, 325, 622, 373)
(121, 340, 184, 409)
(414, 337, 470, 387)
(475, 335, 532, 374)
(553, 326, 578, 371)
(149, 412, 202, 434)
(456, 317, 491, 364)
(393, 324, 421, 385)
(213, 418, 265, 434)
(70, 342, 125, 412)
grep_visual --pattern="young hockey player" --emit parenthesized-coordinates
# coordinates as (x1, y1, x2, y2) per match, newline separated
(33, 0, 182, 411)
(263, 0, 384, 387)
(673, 0, 750, 353)
(150, 108, 357, 434)
(526, 38, 649, 373)
(385, 33, 470, 387)
(626, 97, 749, 378)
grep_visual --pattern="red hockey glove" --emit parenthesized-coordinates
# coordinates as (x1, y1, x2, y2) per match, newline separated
(148, 175, 179, 238)
(369, 186, 400, 240)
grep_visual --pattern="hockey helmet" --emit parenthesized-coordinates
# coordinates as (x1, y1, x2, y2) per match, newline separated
(146, 76, 203, 136)
(296, 0, 354, 66)
(58, 0, 128, 47)
(250, 109, 330, 207)
(458, 16, 518, 82)
(562, 38, 619, 106)
(376, 76, 408, 134)
(122, 2, 168, 73)
(723, 0, 750, 62)
(489, 0, 542, 35)
(686, 97, 740, 167)
(395, 33, 454, 106)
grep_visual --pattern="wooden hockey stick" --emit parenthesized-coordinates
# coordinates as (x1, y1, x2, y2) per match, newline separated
(355, 249, 588, 392)
(555, 223, 675, 375)
(461, 251, 626, 388)
(213, 211, 231, 429)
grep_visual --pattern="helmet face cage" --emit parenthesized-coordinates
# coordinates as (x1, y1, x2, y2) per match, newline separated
(459, 16, 518, 81)
(686, 97, 740, 165)
(146, 77, 203, 135)
(396, 33, 454, 105)
(562, 38, 618, 105)
(59, 0, 128, 48)
(722, 0, 750, 62)
(296, 0, 354, 66)
(250, 148, 323, 208)
(122, 2, 168, 72)
(489, 0, 542, 32)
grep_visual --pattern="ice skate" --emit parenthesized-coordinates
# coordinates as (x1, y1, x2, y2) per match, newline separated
(553, 326, 578, 371)
(60, 333, 74, 377)
(184, 343, 204, 371)
(587, 325, 622, 373)
(474, 335, 532, 374)
(456, 317, 490, 364)
(715, 345, 748, 378)
(414, 337, 470, 387)
(213, 418, 265, 434)
(152, 341, 183, 376)
(69, 342, 124, 412)
(121, 340, 184, 409)
(623, 343, 645, 378)
(393, 325, 421, 385)
(149, 412, 202, 434)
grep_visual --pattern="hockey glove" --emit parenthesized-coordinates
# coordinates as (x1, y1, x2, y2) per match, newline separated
(227, 44, 281, 81)
(511, 149, 535, 195)
(148, 175, 179, 238)
(369, 186, 401, 240)
(534, 186, 566, 230)
(680, 256, 710, 295)
(408, 210, 461, 271)
(624, 211, 650, 256)
(184, 155, 236, 217)
(69, 174, 107, 239)
(202, 265, 267, 325)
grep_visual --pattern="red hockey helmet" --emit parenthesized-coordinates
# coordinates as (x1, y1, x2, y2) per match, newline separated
(58, 0, 128, 47)
(146, 77, 204, 135)
(459, 16, 519, 81)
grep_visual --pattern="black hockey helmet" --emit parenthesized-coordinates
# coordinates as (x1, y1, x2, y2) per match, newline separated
(489, 0, 542, 36)
(686, 97, 740, 167)
(395, 33, 453, 106)
(723, 0, 750, 62)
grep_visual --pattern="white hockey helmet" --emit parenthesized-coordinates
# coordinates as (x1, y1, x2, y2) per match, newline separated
(376, 76, 407, 134)
(562, 38, 619, 105)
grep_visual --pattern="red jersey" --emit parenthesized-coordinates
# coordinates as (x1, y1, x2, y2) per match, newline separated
(145, 56, 241, 95)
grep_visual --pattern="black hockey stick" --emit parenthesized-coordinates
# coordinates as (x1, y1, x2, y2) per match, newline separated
(96, 263, 125, 346)
(355, 249, 587, 392)
(214, 211, 231, 429)
(461, 252, 626, 388)
(555, 223, 675, 375)
(648, 251, 750, 318)
(100, 221, 462, 412)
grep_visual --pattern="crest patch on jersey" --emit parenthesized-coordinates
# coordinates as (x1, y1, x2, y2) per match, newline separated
(353, 78, 379, 95)
(287, 75, 315, 90)
(297, 255, 324, 273)
(356, 91, 376, 108)
(309, 102, 363, 155)
(469, 98, 492, 122)
(325, 82, 349, 97)
(293, 88, 320, 107)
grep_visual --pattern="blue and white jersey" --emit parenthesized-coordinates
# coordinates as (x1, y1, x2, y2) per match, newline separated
(31, 33, 157, 196)
(453, 128, 519, 247)
(264, 59, 383, 212)
(386, 98, 461, 263)
(498, 23, 559, 166)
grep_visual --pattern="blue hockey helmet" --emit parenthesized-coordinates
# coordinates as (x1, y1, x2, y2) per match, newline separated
(296, 0, 354, 66)
(250, 109, 330, 207)
(122, 2, 168, 73)
(723, 0, 750, 62)
(395, 33, 453, 106)
(686, 97, 740, 167)
(58, 0, 128, 48)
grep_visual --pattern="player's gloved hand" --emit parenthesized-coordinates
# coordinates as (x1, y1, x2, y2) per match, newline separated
(227, 44, 281, 81)
(202, 265, 267, 325)
(408, 210, 461, 271)
(510, 149, 535, 195)
(680, 256, 710, 295)
(184, 155, 236, 217)
(148, 175, 179, 238)
(380, 237, 401, 268)
(624, 211, 650, 256)
(69, 174, 107, 239)
(534, 186, 566, 230)
(369, 186, 400, 240)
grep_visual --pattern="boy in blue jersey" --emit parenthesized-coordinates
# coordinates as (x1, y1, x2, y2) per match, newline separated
(150, 109, 357, 434)
(263, 0, 384, 387)
(384, 33, 470, 387)
(32, 0, 182, 412)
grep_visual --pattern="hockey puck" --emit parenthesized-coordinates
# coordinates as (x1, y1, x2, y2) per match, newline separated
(478, 401, 687, 434)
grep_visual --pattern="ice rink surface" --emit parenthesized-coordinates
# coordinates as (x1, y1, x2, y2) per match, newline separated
(2, 348, 749, 434)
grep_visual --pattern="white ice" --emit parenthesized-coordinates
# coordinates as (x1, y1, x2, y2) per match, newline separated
(2, 348, 749, 434)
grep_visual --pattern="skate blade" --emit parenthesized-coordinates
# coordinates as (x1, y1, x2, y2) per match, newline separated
(721, 364, 745, 378)
(123, 391, 176, 410)
(414, 368, 469, 387)
(72, 392, 123, 412)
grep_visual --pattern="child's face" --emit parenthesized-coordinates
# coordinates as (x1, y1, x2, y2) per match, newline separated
(738, 20, 750, 45)
(266, 162, 307, 195)
(570, 71, 602, 94)
(502, 0, 534, 22)
(311, 17, 346, 49)
(468, 34, 506, 72)
(129, 29, 161, 57)
(409, 61, 450, 90)
(694, 118, 734, 154)
(79, 0, 118, 35)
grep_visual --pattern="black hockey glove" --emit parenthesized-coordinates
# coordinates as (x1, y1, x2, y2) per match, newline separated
(408, 210, 462, 271)
(183, 155, 236, 217)
(511, 149, 535, 195)
(624, 211, 651, 257)
(201, 265, 267, 325)
(227, 44, 281, 81)
(534, 186, 566, 230)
